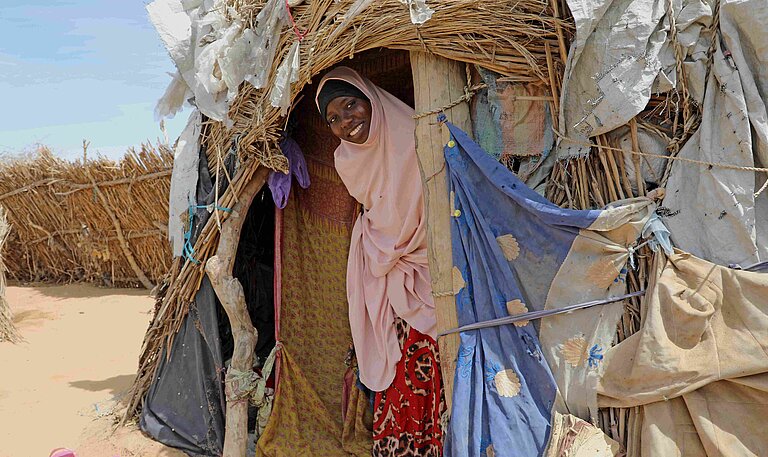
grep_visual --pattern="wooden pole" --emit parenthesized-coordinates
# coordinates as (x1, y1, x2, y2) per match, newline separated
(410, 51, 473, 415)
(205, 167, 268, 457)
(629, 119, 646, 196)
(549, 0, 569, 64)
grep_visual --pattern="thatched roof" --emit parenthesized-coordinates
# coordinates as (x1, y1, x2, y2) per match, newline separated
(206, 0, 572, 169)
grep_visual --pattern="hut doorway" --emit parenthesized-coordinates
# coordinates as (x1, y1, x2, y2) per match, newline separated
(249, 47, 415, 455)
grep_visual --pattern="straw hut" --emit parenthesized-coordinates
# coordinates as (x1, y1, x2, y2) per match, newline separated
(127, 0, 768, 456)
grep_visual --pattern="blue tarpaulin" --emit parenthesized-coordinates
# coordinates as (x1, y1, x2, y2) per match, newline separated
(442, 121, 657, 457)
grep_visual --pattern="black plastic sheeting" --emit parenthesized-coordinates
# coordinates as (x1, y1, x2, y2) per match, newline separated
(140, 146, 231, 456)
(140, 275, 227, 456)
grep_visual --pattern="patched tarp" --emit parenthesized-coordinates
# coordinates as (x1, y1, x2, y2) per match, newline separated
(598, 251, 768, 456)
(441, 122, 656, 457)
(557, 0, 713, 158)
(662, 0, 768, 266)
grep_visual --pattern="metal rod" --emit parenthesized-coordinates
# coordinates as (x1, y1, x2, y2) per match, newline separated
(438, 290, 646, 337)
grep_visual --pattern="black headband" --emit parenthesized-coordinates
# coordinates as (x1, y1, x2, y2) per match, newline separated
(317, 79, 368, 120)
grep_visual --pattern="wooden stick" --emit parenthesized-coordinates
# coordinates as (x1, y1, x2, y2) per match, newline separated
(0, 178, 59, 201)
(544, 43, 560, 133)
(612, 142, 635, 198)
(599, 135, 626, 200)
(629, 119, 646, 196)
(29, 228, 165, 245)
(588, 163, 606, 208)
(578, 159, 589, 209)
(597, 150, 618, 203)
(205, 167, 268, 457)
(54, 169, 172, 196)
(549, 0, 569, 64)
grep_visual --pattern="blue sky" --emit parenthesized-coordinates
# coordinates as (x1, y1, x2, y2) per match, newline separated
(0, 0, 188, 161)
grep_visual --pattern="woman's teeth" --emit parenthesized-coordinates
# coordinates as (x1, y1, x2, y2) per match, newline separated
(349, 123, 363, 137)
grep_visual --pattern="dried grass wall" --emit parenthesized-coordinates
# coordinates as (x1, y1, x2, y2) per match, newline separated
(0, 144, 173, 288)
(0, 206, 22, 343)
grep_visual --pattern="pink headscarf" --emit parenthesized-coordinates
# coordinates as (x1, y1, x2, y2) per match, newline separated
(316, 67, 436, 391)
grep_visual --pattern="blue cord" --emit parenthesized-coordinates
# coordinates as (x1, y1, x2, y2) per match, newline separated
(182, 203, 233, 264)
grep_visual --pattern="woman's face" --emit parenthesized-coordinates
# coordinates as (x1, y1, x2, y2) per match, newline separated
(325, 96, 372, 144)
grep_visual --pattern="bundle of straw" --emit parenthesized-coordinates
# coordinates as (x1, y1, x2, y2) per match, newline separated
(0, 206, 22, 343)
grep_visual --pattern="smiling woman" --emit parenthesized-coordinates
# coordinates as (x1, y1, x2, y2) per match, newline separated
(314, 66, 445, 456)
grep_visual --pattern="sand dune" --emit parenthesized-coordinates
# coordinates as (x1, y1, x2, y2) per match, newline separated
(0, 285, 184, 457)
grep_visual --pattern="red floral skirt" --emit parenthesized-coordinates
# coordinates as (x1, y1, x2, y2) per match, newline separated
(372, 318, 445, 457)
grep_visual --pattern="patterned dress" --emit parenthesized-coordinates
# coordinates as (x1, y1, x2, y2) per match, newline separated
(372, 318, 445, 456)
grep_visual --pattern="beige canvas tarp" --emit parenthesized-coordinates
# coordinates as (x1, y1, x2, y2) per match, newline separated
(598, 250, 768, 456)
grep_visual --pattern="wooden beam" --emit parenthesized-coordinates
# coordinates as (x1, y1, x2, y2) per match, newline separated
(86, 171, 155, 291)
(205, 166, 268, 457)
(410, 51, 473, 415)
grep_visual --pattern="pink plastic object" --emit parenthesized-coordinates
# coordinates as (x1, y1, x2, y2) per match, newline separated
(49, 449, 76, 457)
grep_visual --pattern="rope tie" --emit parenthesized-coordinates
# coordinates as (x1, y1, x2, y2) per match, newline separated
(627, 238, 653, 269)
(553, 129, 768, 198)
(224, 342, 282, 404)
(431, 289, 455, 298)
(182, 203, 233, 264)
(413, 82, 488, 120)
(285, 0, 307, 41)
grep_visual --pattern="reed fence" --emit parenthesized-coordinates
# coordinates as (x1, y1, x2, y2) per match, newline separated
(0, 144, 173, 289)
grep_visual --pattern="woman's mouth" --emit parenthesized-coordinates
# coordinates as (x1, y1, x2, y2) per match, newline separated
(348, 122, 363, 138)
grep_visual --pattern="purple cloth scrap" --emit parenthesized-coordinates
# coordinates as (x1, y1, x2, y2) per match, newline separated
(268, 137, 310, 208)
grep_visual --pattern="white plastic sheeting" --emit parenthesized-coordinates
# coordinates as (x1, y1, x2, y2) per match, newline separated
(400, 0, 434, 25)
(270, 40, 301, 115)
(168, 110, 202, 257)
(147, 0, 288, 123)
(663, 0, 768, 266)
(155, 70, 193, 120)
(148, 0, 432, 123)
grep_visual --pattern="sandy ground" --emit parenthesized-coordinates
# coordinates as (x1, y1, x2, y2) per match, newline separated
(0, 284, 185, 457)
